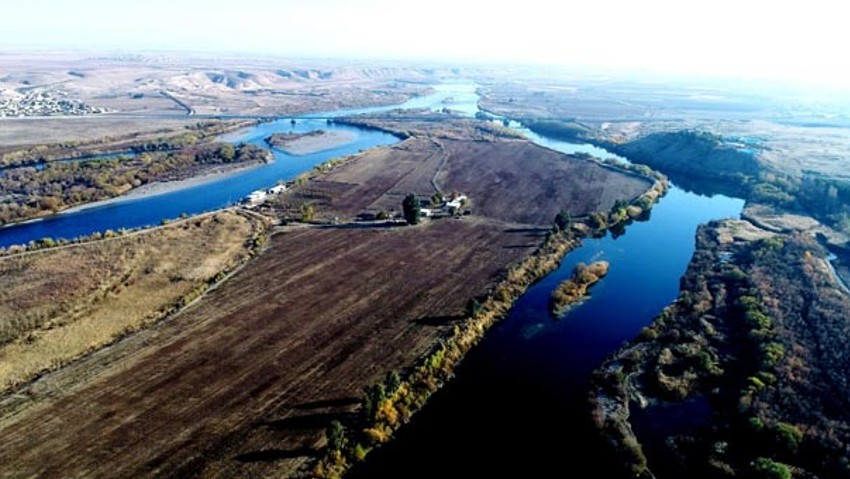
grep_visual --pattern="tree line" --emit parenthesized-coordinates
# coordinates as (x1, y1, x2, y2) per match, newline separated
(0, 143, 269, 226)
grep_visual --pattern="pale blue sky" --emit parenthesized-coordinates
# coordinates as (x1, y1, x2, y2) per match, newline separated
(3, 0, 848, 88)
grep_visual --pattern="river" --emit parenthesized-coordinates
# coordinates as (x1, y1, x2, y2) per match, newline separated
(0, 82, 746, 476)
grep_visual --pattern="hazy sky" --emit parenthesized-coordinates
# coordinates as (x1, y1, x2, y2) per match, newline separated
(3, 0, 848, 87)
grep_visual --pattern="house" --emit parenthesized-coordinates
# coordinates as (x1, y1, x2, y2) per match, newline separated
(243, 190, 268, 207)
(268, 185, 287, 195)
(444, 195, 467, 210)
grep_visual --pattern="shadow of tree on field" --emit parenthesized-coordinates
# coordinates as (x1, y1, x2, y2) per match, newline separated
(503, 227, 550, 235)
(414, 315, 462, 326)
(293, 397, 360, 411)
(503, 244, 536, 250)
(234, 447, 320, 463)
(502, 227, 550, 250)
(262, 411, 356, 431)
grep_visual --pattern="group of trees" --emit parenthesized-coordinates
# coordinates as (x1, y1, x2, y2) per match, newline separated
(0, 143, 269, 226)
(591, 225, 850, 478)
(401, 191, 471, 225)
(550, 261, 609, 316)
(0, 121, 250, 168)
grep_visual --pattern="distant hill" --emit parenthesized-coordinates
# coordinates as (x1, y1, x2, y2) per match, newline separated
(611, 130, 762, 179)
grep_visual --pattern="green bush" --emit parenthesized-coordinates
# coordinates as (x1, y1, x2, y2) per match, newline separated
(327, 420, 346, 452)
(772, 422, 803, 454)
(752, 457, 792, 479)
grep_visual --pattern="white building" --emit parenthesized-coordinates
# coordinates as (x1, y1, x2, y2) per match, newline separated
(244, 190, 268, 207)
(445, 195, 467, 210)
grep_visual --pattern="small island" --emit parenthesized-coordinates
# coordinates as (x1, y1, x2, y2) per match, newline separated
(550, 261, 609, 316)
(264, 129, 356, 155)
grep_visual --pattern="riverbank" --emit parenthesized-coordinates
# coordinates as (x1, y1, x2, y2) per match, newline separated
(59, 158, 271, 216)
(313, 227, 585, 479)
(0, 142, 271, 228)
(0, 119, 259, 166)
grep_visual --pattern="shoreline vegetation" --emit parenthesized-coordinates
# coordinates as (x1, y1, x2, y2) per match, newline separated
(265, 130, 357, 155)
(311, 162, 669, 479)
(57, 158, 272, 216)
(589, 220, 850, 478)
(0, 120, 258, 167)
(0, 209, 270, 401)
(550, 261, 609, 317)
(0, 130, 272, 227)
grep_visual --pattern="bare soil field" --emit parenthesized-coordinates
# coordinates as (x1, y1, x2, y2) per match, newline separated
(274, 131, 649, 226)
(436, 139, 649, 225)
(0, 121, 651, 478)
(0, 210, 264, 394)
(0, 219, 540, 479)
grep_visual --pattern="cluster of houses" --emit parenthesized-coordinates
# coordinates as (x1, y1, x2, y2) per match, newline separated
(242, 184, 287, 207)
(0, 89, 105, 117)
(420, 194, 468, 218)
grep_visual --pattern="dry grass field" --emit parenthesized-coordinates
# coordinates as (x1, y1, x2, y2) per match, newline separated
(0, 117, 199, 148)
(479, 81, 850, 181)
(0, 210, 263, 394)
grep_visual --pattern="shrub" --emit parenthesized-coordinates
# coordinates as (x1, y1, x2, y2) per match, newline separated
(352, 443, 367, 462)
(554, 210, 572, 231)
(385, 370, 401, 394)
(771, 422, 803, 455)
(752, 457, 792, 479)
(327, 420, 346, 452)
